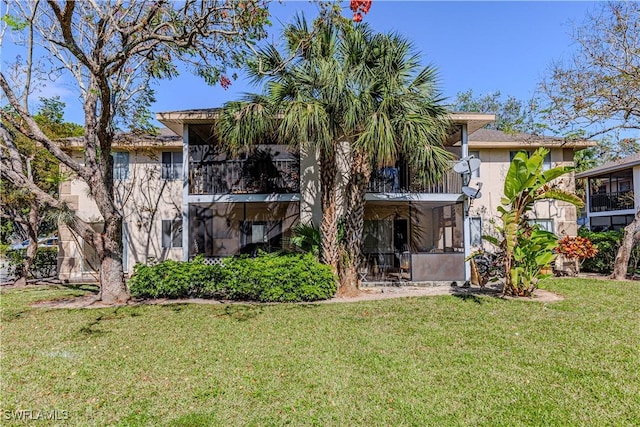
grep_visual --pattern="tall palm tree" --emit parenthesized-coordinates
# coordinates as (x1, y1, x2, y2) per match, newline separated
(337, 29, 452, 294)
(217, 14, 352, 275)
(217, 15, 452, 295)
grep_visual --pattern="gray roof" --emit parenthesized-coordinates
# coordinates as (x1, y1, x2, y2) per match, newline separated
(467, 128, 594, 148)
(575, 152, 640, 178)
(59, 127, 182, 149)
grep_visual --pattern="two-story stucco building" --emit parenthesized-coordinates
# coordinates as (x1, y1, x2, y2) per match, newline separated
(575, 153, 640, 231)
(57, 109, 593, 284)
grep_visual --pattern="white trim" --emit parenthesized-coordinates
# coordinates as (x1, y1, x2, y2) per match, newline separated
(461, 124, 471, 282)
(187, 193, 301, 204)
(587, 209, 636, 218)
(365, 193, 463, 202)
(634, 166, 640, 212)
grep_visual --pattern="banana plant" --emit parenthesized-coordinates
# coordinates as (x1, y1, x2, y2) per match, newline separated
(490, 147, 583, 296)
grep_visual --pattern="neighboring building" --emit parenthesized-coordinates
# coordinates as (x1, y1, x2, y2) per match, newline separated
(57, 110, 593, 284)
(465, 129, 595, 249)
(575, 153, 640, 231)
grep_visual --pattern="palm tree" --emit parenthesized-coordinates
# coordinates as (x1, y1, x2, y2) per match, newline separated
(217, 14, 452, 295)
(217, 14, 347, 274)
(337, 29, 452, 294)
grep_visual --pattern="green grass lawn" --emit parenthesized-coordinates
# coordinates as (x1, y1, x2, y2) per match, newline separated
(1, 279, 639, 426)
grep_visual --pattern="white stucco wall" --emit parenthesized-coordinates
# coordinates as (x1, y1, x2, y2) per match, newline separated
(59, 149, 184, 282)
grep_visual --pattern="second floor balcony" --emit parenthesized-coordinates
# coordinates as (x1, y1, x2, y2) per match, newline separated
(188, 146, 463, 196)
(367, 163, 463, 194)
(189, 147, 300, 195)
(589, 190, 635, 212)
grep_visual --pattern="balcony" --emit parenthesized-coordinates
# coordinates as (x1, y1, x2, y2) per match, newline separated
(367, 165, 462, 194)
(589, 190, 635, 212)
(189, 158, 299, 195)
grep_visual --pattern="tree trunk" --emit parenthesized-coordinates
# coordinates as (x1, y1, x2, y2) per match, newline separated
(96, 216, 129, 304)
(319, 149, 340, 274)
(338, 149, 370, 296)
(15, 202, 40, 287)
(611, 210, 640, 280)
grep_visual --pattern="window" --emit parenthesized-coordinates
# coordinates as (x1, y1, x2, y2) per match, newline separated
(510, 150, 551, 171)
(528, 219, 553, 233)
(470, 217, 482, 246)
(469, 151, 480, 178)
(113, 152, 129, 180)
(162, 151, 183, 180)
(162, 220, 183, 248)
(240, 220, 282, 254)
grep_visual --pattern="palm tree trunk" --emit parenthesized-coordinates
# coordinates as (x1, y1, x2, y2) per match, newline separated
(611, 210, 640, 280)
(338, 149, 371, 296)
(319, 149, 340, 274)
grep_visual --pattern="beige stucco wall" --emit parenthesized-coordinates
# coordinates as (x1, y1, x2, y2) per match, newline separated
(58, 149, 184, 282)
(467, 147, 578, 249)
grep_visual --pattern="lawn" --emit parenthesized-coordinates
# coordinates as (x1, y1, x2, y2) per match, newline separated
(1, 278, 638, 426)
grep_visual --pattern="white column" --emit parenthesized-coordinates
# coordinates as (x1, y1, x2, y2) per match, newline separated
(634, 166, 640, 214)
(182, 124, 190, 261)
(585, 177, 593, 230)
(461, 124, 471, 282)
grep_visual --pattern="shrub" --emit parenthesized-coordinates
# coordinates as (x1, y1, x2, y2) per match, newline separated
(556, 236, 598, 261)
(129, 257, 224, 299)
(4, 247, 58, 279)
(577, 228, 640, 274)
(129, 253, 337, 302)
(222, 253, 337, 302)
(578, 228, 621, 274)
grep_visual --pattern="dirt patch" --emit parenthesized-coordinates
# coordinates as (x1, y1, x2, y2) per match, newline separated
(28, 283, 564, 309)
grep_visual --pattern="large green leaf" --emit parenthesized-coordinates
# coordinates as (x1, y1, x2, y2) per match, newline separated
(537, 188, 584, 208)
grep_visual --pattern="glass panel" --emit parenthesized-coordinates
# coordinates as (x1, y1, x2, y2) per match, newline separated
(251, 224, 267, 244)
(172, 221, 183, 248)
(113, 152, 129, 180)
(189, 202, 298, 257)
(528, 219, 553, 232)
(470, 217, 482, 246)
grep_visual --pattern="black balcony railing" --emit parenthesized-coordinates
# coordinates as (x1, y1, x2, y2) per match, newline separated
(367, 165, 462, 194)
(189, 159, 299, 195)
(590, 190, 634, 212)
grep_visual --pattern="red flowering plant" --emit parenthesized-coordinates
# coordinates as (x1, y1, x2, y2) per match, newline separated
(350, 0, 372, 22)
(556, 236, 598, 262)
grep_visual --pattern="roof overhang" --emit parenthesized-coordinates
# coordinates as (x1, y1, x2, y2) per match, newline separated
(469, 140, 596, 149)
(447, 112, 495, 145)
(576, 158, 640, 179)
(156, 109, 222, 136)
(157, 109, 497, 141)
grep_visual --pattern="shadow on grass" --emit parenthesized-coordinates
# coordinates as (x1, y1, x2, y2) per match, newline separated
(451, 293, 484, 304)
(221, 304, 263, 321)
(1, 308, 34, 322)
(76, 306, 141, 336)
(59, 283, 99, 293)
(78, 314, 109, 336)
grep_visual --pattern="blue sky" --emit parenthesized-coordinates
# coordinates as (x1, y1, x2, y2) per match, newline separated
(2, 1, 599, 126)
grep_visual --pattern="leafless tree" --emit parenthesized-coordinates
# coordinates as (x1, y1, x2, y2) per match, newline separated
(0, 0, 270, 302)
(540, 2, 640, 279)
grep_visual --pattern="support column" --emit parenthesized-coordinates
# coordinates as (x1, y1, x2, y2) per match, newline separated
(182, 124, 190, 261)
(461, 124, 471, 282)
(633, 166, 640, 213)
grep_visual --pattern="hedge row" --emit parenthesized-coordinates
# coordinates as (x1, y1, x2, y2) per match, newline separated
(3, 248, 58, 279)
(128, 252, 337, 302)
(578, 228, 640, 275)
